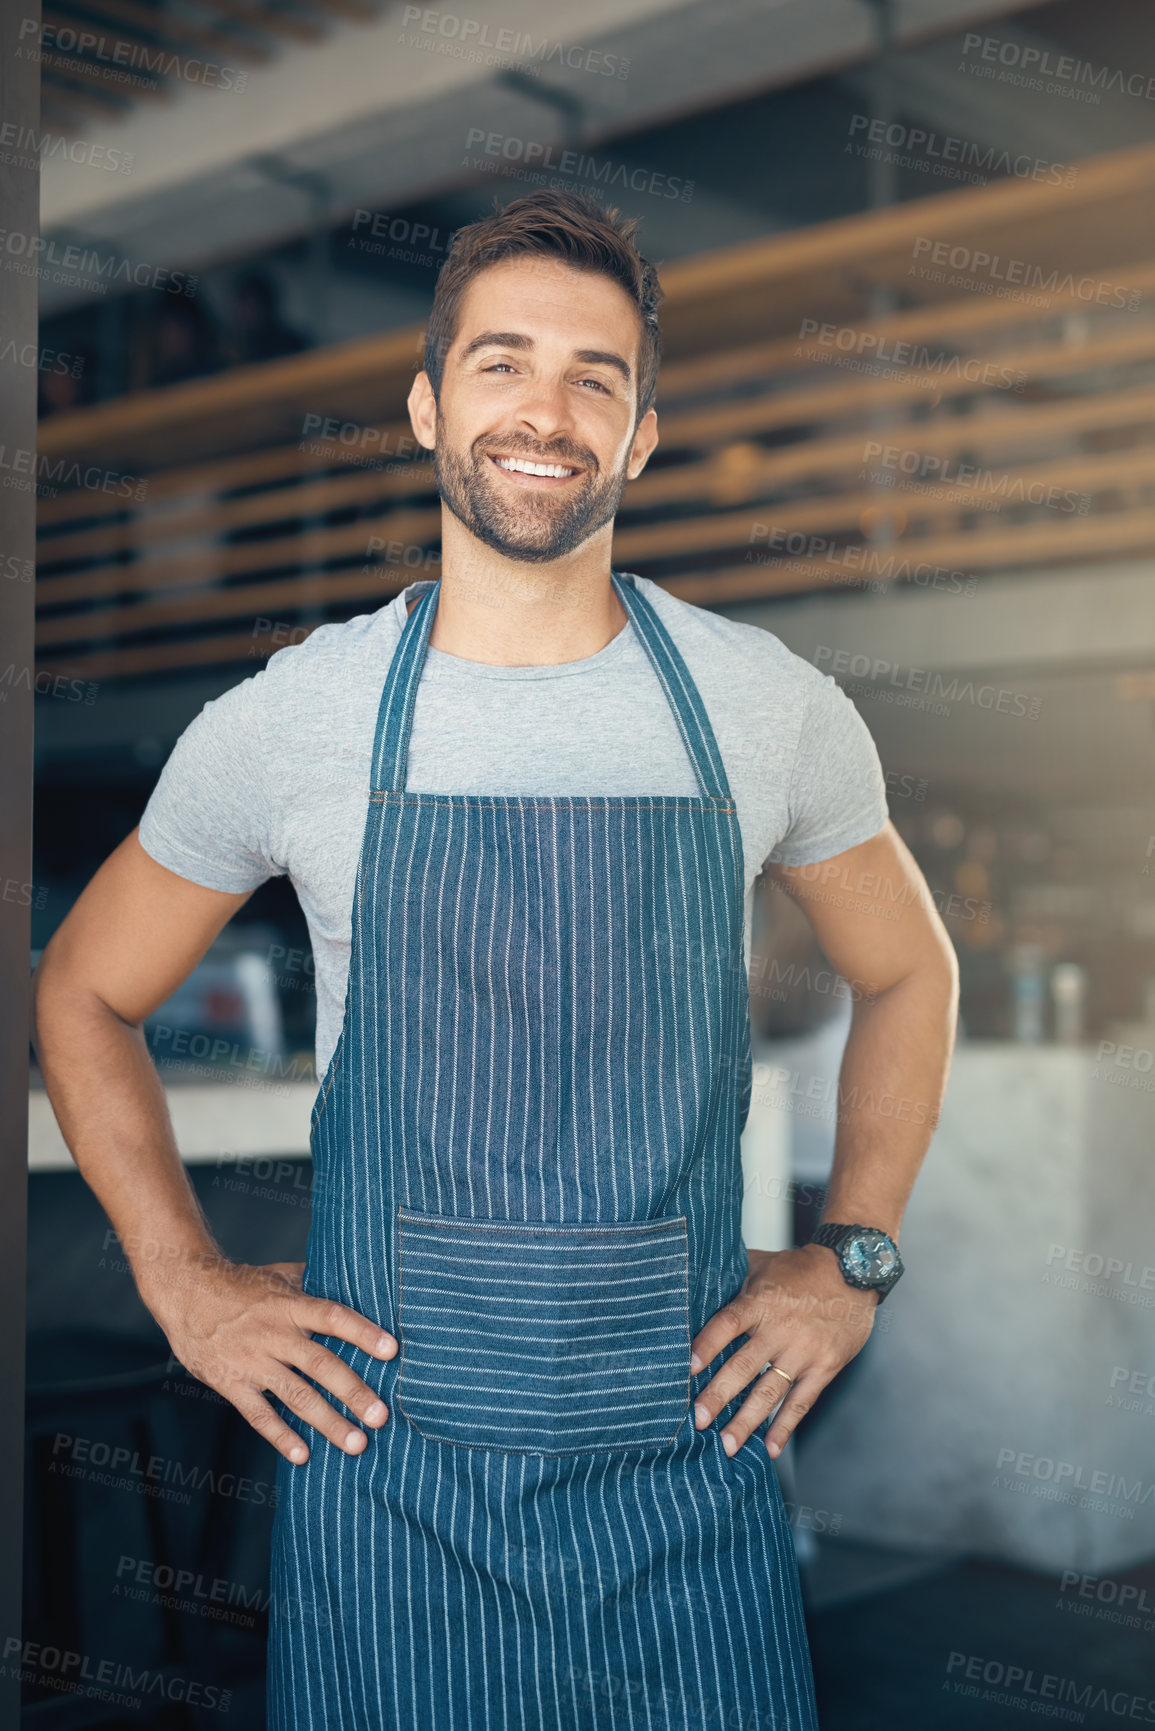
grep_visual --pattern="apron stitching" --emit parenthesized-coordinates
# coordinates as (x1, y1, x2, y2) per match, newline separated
(398, 1211, 689, 1237)
(371, 793, 736, 813)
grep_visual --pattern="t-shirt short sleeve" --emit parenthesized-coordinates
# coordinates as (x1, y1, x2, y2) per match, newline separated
(137, 677, 283, 893)
(767, 672, 889, 868)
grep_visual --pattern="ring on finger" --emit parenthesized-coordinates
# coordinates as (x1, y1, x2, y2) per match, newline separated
(759, 1363, 795, 1390)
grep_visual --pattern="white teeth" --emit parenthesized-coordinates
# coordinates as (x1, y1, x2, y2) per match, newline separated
(493, 456, 577, 478)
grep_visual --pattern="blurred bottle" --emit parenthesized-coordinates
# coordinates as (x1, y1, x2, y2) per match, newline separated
(1050, 963, 1086, 1046)
(1009, 942, 1046, 1042)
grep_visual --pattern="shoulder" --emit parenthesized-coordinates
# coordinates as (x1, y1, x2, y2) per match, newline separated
(195, 592, 408, 728)
(258, 593, 407, 693)
(628, 572, 832, 704)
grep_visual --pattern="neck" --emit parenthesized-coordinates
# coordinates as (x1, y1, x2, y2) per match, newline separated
(415, 525, 628, 667)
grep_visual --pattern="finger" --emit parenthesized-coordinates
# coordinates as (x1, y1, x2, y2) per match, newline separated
(265, 1367, 371, 1456)
(717, 1364, 802, 1457)
(692, 1334, 780, 1429)
(229, 1389, 312, 1465)
(295, 1296, 397, 1359)
(286, 1338, 389, 1428)
(764, 1372, 826, 1459)
(689, 1298, 758, 1378)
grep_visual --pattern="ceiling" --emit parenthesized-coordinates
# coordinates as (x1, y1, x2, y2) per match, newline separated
(38, 0, 1059, 315)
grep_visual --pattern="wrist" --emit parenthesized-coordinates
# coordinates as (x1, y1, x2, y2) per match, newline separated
(808, 1221, 904, 1302)
(130, 1236, 231, 1315)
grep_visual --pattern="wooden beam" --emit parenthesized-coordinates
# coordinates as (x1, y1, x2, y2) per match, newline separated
(656, 320, 1155, 452)
(36, 324, 426, 471)
(37, 505, 439, 608)
(39, 456, 435, 561)
(189, 0, 325, 45)
(657, 259, 1155, 401)
(48, 0, 269, 62)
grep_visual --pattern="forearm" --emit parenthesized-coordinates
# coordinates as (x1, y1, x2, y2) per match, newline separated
(32, 968, 223, 1310)
(820, 960, 958, 1239)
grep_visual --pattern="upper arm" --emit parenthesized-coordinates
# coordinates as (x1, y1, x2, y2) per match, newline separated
(35, 668, 282, 1026)
(34, 829, 254, 1026)
(768, 821, 959, 997)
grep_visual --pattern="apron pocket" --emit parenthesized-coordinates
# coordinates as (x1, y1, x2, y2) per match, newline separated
(395, 1208, 692, 1456)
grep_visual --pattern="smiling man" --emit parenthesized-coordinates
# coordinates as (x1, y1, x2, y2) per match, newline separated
(33, 191, 958, 1730)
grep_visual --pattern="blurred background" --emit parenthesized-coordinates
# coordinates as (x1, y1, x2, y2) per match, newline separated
(21, 0, 1155, 1724)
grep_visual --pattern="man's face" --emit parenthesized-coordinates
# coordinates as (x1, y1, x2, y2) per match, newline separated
(423, 257, 657, 564)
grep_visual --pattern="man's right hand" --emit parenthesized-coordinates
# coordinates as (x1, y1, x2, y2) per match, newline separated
(146, 1256, 397, 1464)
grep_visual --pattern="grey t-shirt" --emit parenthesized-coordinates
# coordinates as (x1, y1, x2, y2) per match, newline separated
(139, 573, 888, 1076)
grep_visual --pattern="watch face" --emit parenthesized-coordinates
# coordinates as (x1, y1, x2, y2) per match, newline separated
(843, 1231, 899, 1283)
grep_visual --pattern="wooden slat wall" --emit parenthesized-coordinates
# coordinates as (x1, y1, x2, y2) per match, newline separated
(35, 139, 1155, 680)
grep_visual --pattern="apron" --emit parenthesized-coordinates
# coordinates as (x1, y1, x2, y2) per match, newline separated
(267, 571, 819, 1731)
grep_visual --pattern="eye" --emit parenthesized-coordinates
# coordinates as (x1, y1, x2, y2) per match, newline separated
(578, 377, 612, 394)
(482, 362, 517, 374)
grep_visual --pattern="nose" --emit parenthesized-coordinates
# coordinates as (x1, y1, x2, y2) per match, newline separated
(509, 377, 577, 449)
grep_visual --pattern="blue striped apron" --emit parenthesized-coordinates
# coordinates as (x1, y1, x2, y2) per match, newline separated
(267, 570, 819, 1730)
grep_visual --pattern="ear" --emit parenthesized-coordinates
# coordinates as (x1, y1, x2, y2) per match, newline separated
(407, 371, 438, 452)
(626, 407, 659, 482)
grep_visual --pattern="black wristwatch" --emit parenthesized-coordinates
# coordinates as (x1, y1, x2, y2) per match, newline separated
(808, 1222, 904, 1303)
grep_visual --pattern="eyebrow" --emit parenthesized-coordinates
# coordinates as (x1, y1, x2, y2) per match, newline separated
(459, 330, 632, 383)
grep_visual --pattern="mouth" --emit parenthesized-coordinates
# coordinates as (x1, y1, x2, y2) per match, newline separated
(487, 452, 584, 487)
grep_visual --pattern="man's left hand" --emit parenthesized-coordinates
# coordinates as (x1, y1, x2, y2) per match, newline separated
(689, 1245, 879, 1459)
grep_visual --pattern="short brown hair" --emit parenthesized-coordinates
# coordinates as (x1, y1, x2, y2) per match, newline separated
(423, 189, 664, 424)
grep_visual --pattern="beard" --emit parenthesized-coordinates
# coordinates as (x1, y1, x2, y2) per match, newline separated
(433, 430, 630, 565)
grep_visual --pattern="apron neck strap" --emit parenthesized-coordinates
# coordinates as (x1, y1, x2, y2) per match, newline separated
(370, 571, 732, 803)
(611, 571, 733, 803)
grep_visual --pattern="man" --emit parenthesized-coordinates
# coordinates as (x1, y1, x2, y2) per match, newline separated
(34, 190, 958, 1729)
